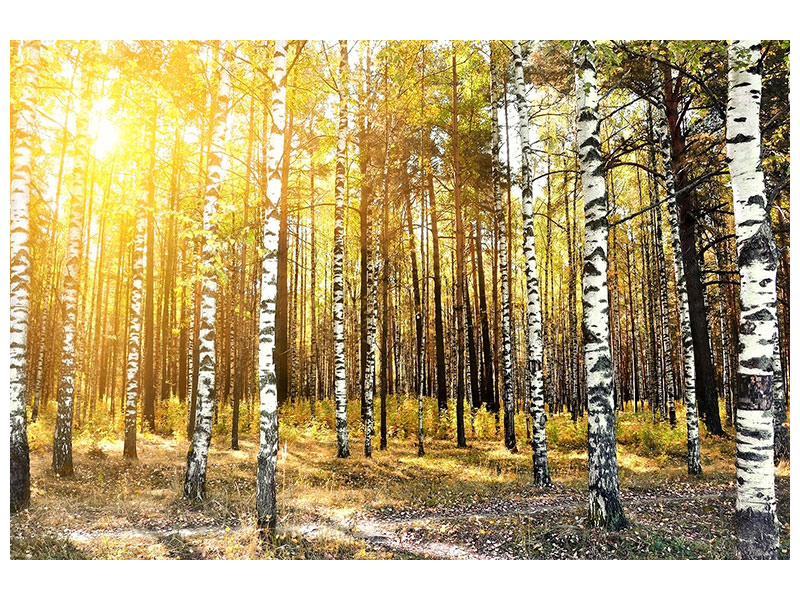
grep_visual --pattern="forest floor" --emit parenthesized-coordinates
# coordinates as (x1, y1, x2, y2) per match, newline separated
(10, 408, 790, 560)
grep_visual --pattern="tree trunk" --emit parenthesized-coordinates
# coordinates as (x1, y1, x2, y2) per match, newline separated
(358, 46, 373, 424)
(378, 100, 391, 452)
(452, 49, 467, 449)
(475, 218, 495, 412)
(124, 206, 146, 459)
(184, 44, 230, 500)
(333, 40, 351, 459)
(727, 40, 778, 560)
(464, 228, 480, 417)
(256, 39, 288, 532)
(309, 167, 318, 418)
(490, 43, 517, 452)
(276, 105, 293, 410)
(142, 101, 158, 432)
(53, 71, 92, 478)
(407, 163, 425, 456)
(232, 96, 255, 450)
(653, 204, 677, 426)
(663, 70, 723, 435)
(10, 41, 38, 511)
(428, 171, 447, 414)
(574, 40, 625, 530)
(654, 67, 702, 474)
(362, 142, 377, 458)
(512, 40, 550, 484)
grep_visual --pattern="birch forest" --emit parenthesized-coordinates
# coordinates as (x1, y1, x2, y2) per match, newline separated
(9, 39, 790, 561)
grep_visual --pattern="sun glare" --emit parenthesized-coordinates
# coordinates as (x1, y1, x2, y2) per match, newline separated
(90, 99, 119, 160)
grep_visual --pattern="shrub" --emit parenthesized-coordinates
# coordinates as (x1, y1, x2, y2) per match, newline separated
(157, 396, 188, 441)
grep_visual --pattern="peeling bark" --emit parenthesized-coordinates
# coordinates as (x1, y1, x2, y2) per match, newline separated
(511, 41, 550, 483)
(53, 70, 92, 478)
(574, 41, 625, 530)
(10, 41, 39, 511)
(727, 40, 778, 560)
(123, 206, 146, 459)
(333, 40, 351, 459)
(256, 40, 288, 530)
(184, 44, 231, 500)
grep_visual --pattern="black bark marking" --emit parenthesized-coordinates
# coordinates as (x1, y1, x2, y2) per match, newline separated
(727, 133, 756, 144)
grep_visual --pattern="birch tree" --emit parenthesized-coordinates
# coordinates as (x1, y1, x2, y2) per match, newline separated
(653, 68, 702, 474)
(727, 39, 778, 560)
(256, 39, 288, 531)
(363, 145, 377, 458)
(10, 41, 39, 512)
(378, 115, 391, 451)
(451, 47, 467, 449)
(490, 43, 517, 453)
(53, 73, 92, 477)
(574, 40, 625, 530)
(123, 204, 146, 459)
(413, 50, 428, 456)
(511, 40, 550, 483)
(363, 229, 377, 457)
(184, 44, 231, 499)
(333, 40, 350, 459)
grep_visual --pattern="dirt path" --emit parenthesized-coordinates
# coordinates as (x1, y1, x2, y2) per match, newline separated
(56, 487, 736, 560)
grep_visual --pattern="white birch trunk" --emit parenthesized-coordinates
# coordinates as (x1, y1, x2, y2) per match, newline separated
(727, 40, 778, 560)
(511, 40, 550, 484)
(10, 41, 39, 511)
(256, 39, 288, 531)
(184, 46, 231, 500)
(574, 40, 625, 530)
(363, 182, 377, 457)
(333, 40, 351, 458)
(490, 44, 517, 453)
(123, 206, 146, 459)
(417, 220, 426, 456)
(53, 76, 91, 477)
(653, 68, 702, 474)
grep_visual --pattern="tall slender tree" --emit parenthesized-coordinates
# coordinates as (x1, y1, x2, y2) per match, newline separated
(661, 64, 723, 435)
(727, 39, 778, 560)
(408, 161, 425, 456)
(309, 167, 319, 416)
(428, 171, 447, 415)
(511, 40, 550, 484)
(490, 43, 517, 452)
(653, 67, 702, 474)
(10, 40, 39, 512)
(53, 68, 92, 477)
(358, 43, 373, 424)
(124, 205, 146, 459)
(333, 40, 351, 458)
(184, 43, 231, 500)
(256, 39, 288, 532)
(362, 113, 378, 457)
(451, 48, 467, 448)
(142, 101, 158, 431)
(574, 40, 625, 530)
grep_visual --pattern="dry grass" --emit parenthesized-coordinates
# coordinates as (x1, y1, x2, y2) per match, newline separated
(11, 397, 790, 559)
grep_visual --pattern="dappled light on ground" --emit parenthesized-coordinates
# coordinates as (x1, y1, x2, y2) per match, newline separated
(11, 397, 790, 559)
